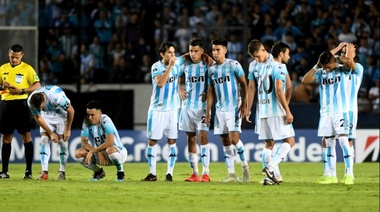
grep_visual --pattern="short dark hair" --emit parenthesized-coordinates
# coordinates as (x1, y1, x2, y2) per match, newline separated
(9, 44, 23, 53)
(211, 38, 228, 47)
(318, 51, 335, 65)
(270, 41, 290, 57)
(247, 39, 263, 55)
(158, 41, 175, 54)
(189, 38, 203, 48)
(86, 100, 101, 110)
(29, 93, 44, 108)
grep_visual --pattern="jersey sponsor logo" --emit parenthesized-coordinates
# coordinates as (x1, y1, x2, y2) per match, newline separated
(259, 99, 270, 104)
(187, 76, 205, 83)
(167, 76, 177, 83)
(355, 130, 379, 162)
(321, 76, 341, 85)
(212, 76, 230, 85)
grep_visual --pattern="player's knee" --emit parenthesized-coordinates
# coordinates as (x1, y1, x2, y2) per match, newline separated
(74, 149, 86, 158)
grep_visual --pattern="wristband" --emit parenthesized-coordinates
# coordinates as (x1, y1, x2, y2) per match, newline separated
(313, 65, 319, 70)
(21, 89, 25, 95)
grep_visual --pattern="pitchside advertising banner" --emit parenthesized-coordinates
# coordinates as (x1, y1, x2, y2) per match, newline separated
(1, 129, 378, 163)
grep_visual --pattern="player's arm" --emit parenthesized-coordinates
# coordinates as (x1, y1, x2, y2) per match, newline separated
(64, 105, 75, 142)
(178, 72, 188, 100)
(201, 52, 214, 67)
(302, 66, 318, 84)
(275, 79, 293, 124)
(90, 133, 114, 153)
(205, 84, 214, 125)
(155, 56, 176, 87)
(339, 43, 356, 71)
(330, 42, 347, 55)
(33, 114, 58, 142)
(81, 136, 94, 151)
(285, 74, 292, 104)
(246, 79, 256, 123)
(237, 75, 248, 118)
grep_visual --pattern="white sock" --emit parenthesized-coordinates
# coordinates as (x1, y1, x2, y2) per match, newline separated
(261, 148, 272, 169)
(167, 144, 177, 175)
(58, 139, 68, 172)
(271, 145, 281, 177)
(188, 153, 199, 175)
(338, 137, 353, 175)
(108, 152, 124, 172)
(223, 145, 235, 174)
(326, 137, 337, 177)
(200, 144, 210, 175)
(235, 139, 248, 167)
(268, 142, 291, 171)
(40, 136, 50, 172)
(351, 146, 355, 176)
(76, 157, 101, 172)
(147, 145, 157, 175)
(322, 147, 329, 176)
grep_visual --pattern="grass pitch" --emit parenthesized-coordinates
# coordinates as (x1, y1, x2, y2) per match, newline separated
(0, 162, 378, 212)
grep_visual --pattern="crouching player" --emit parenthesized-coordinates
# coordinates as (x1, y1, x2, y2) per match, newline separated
(75, 100, 128, 181)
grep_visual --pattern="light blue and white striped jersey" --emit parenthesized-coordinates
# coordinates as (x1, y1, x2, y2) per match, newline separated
(81, 114, 125, 151)
(181, 60, 208, 110)
(207, 58, 245, 111)
(314, 65, 351, 114)
(248, 54, 274, 81)
(257, 61, 288, 118)
(27, 85, 70, 118)
(148, 57, 184, 111)
(346, 63, 364, 112)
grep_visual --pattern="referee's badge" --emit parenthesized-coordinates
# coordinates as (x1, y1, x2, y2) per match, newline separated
(16, 74, 23, 84)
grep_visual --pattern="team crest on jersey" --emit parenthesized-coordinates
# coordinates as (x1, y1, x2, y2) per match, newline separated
(16, 73, 23, 84)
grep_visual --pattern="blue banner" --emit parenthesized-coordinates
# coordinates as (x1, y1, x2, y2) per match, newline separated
(1, 129, 378, 163)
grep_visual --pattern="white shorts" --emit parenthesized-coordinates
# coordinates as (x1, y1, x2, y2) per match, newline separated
(213, 110, 241, 135)
(39, 115, 66, 135)
(95, 148, 128, 165)
(179, 108, 209, 132)
(147, 109, 178, 140)
(348, 111, 357, 139)
(258, 116, 295, 140)
(317, 113, 349, 137)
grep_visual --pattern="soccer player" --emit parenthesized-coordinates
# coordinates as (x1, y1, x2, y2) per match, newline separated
(0, 44, 41, 179)
(316, 42, 361, 185)
(74, 100, 128, 181)
(142, 41, 186, 182)
(246, 40, 290, 185)
(204, 38, 250, 182)
(178, 38, 213, 182)
(28, 85, 75, 180)
(257, 41, 295, 185)
(302, 44, 356, 185)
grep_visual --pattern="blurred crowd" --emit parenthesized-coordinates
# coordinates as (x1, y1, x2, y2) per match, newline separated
(25, 0, 379, 113)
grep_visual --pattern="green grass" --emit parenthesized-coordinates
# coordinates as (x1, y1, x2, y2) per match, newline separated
(0, 162, 378, 212)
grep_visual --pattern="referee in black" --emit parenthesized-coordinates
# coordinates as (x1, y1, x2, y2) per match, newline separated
(0, 44, 41, 179)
